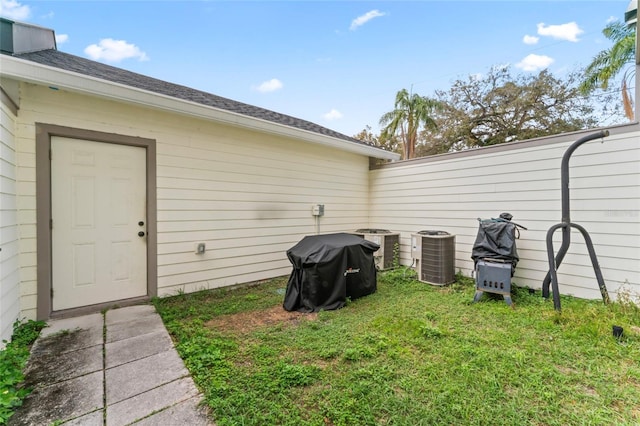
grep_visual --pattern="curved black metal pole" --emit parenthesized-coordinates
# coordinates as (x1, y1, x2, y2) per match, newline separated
(571, 222, 610, 304)
(545, 223, 565, 310)
(544, 130, 611, 311)
(542, 226, 570, 298)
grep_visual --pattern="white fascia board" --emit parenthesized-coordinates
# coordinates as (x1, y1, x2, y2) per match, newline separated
(1, 55, 400, 161)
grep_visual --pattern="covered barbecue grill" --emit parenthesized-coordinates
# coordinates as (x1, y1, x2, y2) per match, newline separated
(471, 213, 526, 305)
(283, 233, 379, 312)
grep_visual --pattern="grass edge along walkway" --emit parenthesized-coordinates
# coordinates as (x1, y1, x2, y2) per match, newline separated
(0, 319, 46, 425)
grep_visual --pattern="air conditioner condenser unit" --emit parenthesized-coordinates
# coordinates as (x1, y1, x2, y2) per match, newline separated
(411, 231, 456, 285)
(351, 229, 400, 270)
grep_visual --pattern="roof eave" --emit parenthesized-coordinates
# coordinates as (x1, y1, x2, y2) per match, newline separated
(0, 55, 400, 161)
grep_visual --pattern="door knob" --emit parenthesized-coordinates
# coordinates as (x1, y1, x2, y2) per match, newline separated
(138, 231, 145, 237)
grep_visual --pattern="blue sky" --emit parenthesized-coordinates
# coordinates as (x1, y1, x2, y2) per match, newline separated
(0, 0, 632, 136)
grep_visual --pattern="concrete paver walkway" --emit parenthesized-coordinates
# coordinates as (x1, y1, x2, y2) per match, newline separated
(9, 305, 212, 426)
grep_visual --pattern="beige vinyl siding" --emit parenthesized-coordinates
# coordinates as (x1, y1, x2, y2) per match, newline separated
(1, 92, 20, 346)
(14, 84, 370, 311)
(155, 124, 369, 295)
(369, 129, 640, 301)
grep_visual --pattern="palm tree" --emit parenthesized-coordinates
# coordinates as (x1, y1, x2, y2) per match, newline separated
(379, 89, 442, 160)
(579, 20, 636, 120)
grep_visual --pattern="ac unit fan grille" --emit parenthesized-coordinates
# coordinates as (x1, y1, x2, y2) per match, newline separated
(351, 231, 399, 270)
(419, 236, 455, 285)
(382, 234, 399, 269)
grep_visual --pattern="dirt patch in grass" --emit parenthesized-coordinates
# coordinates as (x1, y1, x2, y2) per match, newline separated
(205, 305, 317, 333)
(556, 365, 578, 375)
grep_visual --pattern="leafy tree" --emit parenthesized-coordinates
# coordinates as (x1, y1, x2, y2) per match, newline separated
(379, 89, 442, 160)
(426, 67, 599, 151)
(353, 125, 379, 146)
(353, 125, 402, 157)
(579, 20, 636, 120)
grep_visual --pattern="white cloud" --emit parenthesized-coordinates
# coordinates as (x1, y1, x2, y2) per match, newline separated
(537, 22, 583, 42)
(516, 54, 554, 71)
(254, 78, 283, 93)
(56, 34, 69, 44)
(323, 109, 343, 121)
(350, 10, 385, 31)
(523, 35, 539, 45)
(0, 0, 31, 20)
(606, 16, 618, 24)
(84, 39, 149, 63)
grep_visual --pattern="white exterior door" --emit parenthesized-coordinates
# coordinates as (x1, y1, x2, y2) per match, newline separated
(51, 137, 147, 311)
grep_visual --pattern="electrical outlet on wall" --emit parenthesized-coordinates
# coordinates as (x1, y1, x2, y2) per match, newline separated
(312, 204, 325, 216)
(195, 242, 206, 254)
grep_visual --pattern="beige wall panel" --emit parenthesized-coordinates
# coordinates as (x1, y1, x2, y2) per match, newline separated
(159, 251, 286, 276)
(157, 268, 290, 297)
(160, 140, 366, 171)
(0, 146, 16, 171)
(19, 252, 36, 268)
(158, 260, 291, 289)
(158, 233, 305, 255)
(18, 237, 36, 253)
(158, 241, 293, 264)
(157, 178, 365, 197)
(15, 84, 370, 302)
(20, 294, 36, 315)
(0, 97, 20, 346)
(370, 129, 640, 301)
(157, 189, 367, 205)
(0, 179, 16, 200)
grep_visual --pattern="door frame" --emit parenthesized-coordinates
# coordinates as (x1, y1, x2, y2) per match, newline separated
(36, 123, 157, 320)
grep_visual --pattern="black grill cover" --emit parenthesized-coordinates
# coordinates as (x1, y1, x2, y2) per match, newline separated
(471, 219, 519, 274)
(283, 233, 379, 312)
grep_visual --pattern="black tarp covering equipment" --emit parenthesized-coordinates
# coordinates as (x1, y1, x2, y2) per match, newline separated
(471, 213, 527, 306)
(283, 233, 379, 312)
(471, 213, 526, 276)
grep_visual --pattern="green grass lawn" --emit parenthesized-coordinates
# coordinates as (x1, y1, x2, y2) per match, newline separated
(153, 270, 640, 426)
(0, 319, 46, 425)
